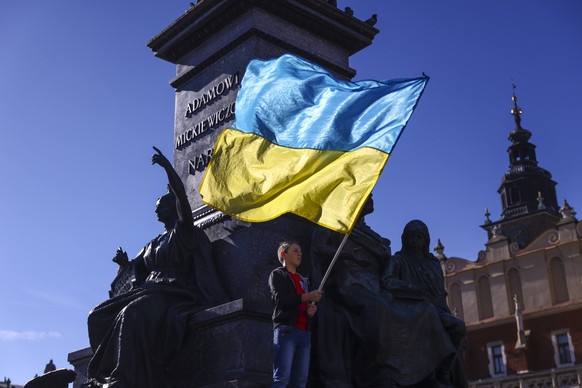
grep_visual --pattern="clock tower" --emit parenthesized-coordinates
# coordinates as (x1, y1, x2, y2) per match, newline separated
(482, 85, 560, 248)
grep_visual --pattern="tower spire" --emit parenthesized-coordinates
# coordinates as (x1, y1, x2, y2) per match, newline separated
(484, 82, 561, 248)
(511, 81, 523, 130)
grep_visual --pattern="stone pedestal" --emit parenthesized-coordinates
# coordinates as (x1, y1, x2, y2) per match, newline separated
(67, 348, 93, 388)
(168, 299, 273, 387)
(147, 0, 378, 222)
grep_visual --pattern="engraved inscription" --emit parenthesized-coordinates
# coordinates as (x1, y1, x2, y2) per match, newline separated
(176, 102, 235, 149)
(184, 73, 240, 117)
(188, 148, 214, 175)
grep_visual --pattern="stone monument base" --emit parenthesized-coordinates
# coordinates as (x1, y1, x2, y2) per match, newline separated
(169, 299, 273, 387)
(69, 299, 273, 388)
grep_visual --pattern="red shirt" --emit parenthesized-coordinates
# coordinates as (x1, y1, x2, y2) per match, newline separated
(289, 271, 308, 330)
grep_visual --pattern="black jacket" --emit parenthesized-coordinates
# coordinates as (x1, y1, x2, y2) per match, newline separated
(268, 266, 310, 329)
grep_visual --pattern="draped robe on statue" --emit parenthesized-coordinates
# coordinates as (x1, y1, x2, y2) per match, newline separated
(378, 220, 467, 387)
(310, 219, 391, 387)
(377, 251, 459, 385)
(87, 220, 228, 388)
(311, 217, 466, 387)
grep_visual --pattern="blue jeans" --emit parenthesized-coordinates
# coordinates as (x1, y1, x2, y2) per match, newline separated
(272, 325, 311, 388)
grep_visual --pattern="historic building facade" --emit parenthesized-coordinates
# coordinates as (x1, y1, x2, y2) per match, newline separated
(441, 91, 582, 387)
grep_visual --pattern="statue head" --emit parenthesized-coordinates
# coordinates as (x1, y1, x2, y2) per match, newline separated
(401, 219, 430, 258)
(359, 194, 375, 218)
(155, 189, 178, 226)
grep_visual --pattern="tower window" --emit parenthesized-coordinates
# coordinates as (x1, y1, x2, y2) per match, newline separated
(549, 257, 569, 304)
(507, 268, 524, 314)
(552, 330, 575, 366)
(449, 283, 464, 320)
(509, 187, 521, 204)
(487, 342, 506, 376)
(478, 276, 494, 320)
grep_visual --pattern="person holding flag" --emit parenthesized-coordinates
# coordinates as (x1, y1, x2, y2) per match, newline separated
(268, 241, 323, 387)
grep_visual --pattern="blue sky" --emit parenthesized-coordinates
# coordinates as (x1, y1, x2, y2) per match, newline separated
(1, 0, 581, 384)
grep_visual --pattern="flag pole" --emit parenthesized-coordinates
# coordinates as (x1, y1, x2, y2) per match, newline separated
(318, 232, 350, 291)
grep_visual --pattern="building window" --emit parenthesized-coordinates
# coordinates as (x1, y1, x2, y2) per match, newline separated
(478, 275, 494, 320)
(449, 283, 464, 320)
(552, 330, 575, 366)
(507, 268, 524, 314)
(509, 187, 520, 204)
(487, 342, 506, 376)
(549, 257, 569, 304)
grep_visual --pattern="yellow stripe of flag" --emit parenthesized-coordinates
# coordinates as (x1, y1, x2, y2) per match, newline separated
(199, 128, 389, 233)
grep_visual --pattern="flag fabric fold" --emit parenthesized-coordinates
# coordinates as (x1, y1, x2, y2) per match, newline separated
(199, 54, 428, 234)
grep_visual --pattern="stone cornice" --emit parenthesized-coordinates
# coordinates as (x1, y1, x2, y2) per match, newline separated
(148, 0, 378, 64)
(467, 300, 582, 331)
(169, 28, 357, 89)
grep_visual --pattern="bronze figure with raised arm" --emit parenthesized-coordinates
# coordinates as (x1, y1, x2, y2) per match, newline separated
(85, 147, 228, 388)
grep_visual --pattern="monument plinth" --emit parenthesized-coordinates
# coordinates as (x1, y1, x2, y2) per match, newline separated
(147, 0, 378, 237)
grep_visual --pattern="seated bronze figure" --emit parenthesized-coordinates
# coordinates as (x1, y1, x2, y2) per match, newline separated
(85, 147, 228, 388)
(311, 213, 467, 387)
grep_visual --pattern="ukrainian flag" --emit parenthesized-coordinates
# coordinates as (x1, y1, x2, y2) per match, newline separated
(199, 54, 428, 234)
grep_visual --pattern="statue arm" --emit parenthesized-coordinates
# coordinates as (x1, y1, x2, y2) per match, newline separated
(382, 255, 425, 299)
(131, 247, 148, 287)
(380, 237, 392, 263)
(152, 146, 194, 229)
(112, 246, 148, 287)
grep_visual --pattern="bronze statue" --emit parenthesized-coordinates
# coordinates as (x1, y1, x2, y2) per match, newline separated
(311, 211, 467, 387)
(85, 147, 229, 388)
(380, 220, 467, 387)
(310, 195, 392, 387)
